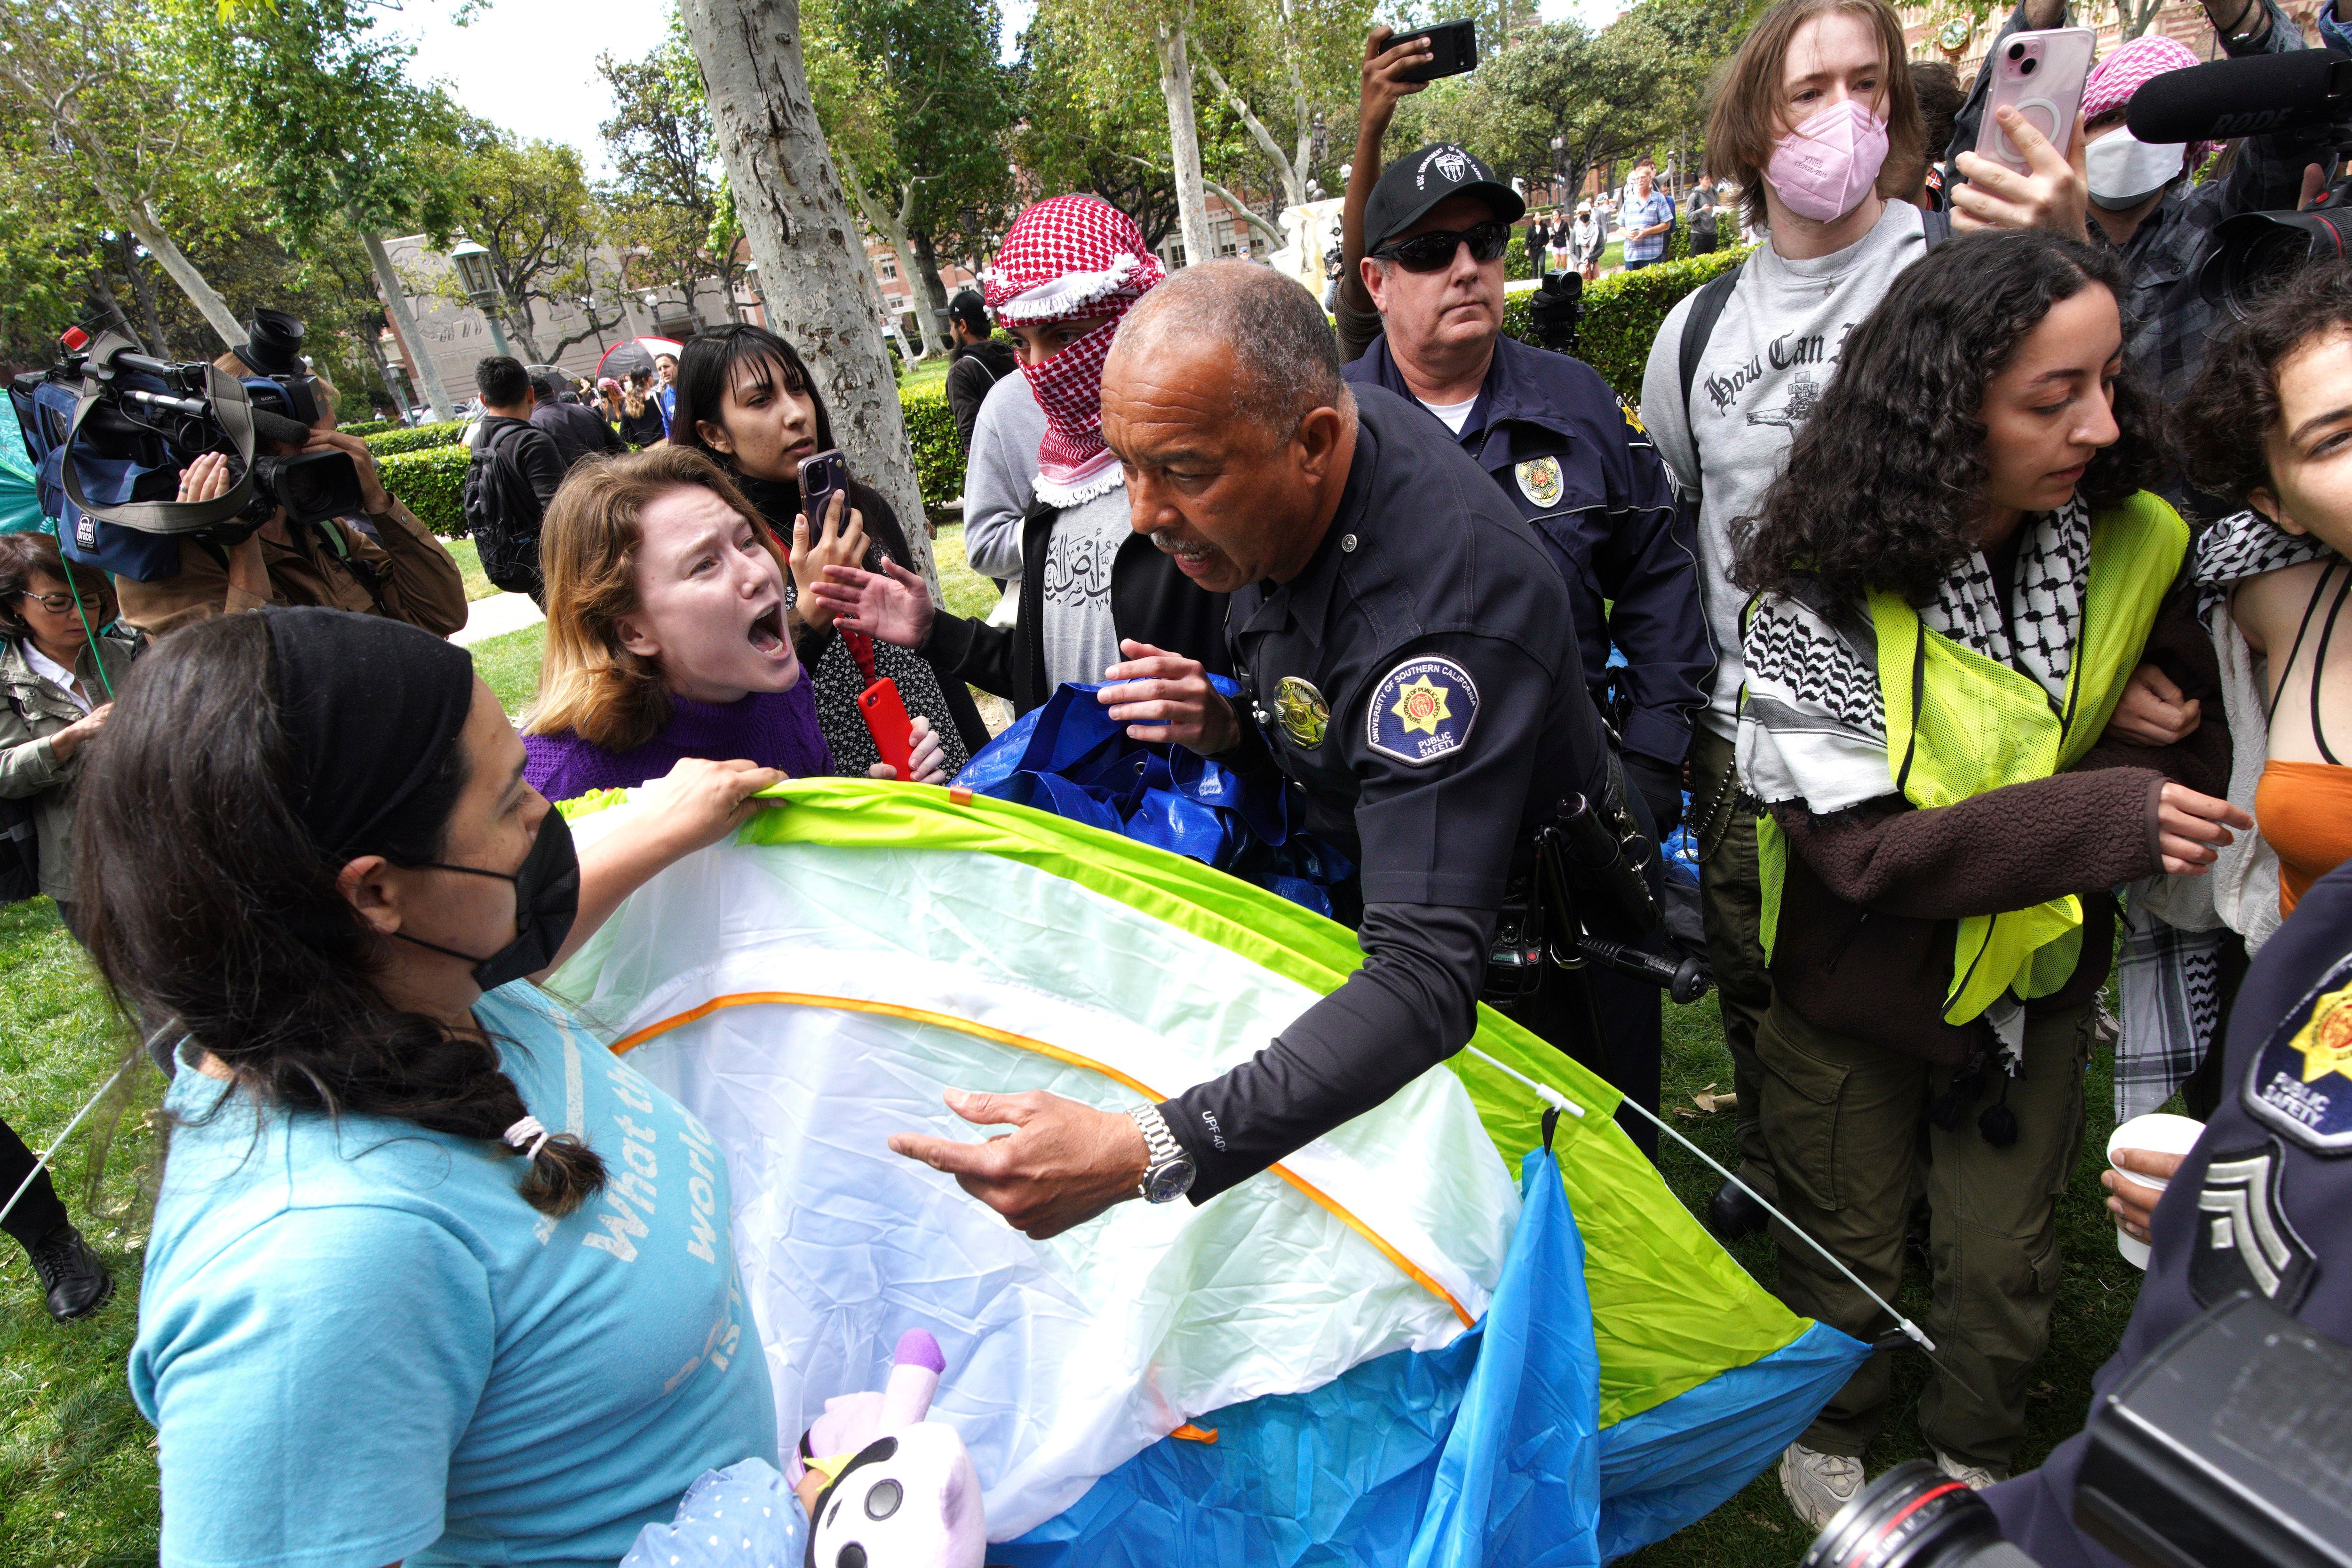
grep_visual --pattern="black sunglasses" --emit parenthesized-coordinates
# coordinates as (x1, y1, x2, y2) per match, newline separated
(1371, 221, 1510, 274)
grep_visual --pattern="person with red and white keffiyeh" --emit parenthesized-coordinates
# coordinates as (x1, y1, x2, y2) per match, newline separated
(1946, 0, 2333, 405)
(811, 196, 1233, 716)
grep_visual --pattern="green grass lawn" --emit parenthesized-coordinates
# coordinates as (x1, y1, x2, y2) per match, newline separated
(0, 688, 2158, 1564)
(897, 355, 952, 399)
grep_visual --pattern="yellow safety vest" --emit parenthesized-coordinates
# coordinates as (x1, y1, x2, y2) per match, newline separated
(1756, 493, 2188, 1027)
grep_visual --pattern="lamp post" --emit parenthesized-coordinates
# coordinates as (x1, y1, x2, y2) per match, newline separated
(450, 240, 512, 359)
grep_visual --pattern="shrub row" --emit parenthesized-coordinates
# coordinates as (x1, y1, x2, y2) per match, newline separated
(901, 387, 961, 509)
(340, 417, 401, 438)
(1502, 244, 1752, 404)
(364, 420, 466, 456)
(376, 444, 470, 538)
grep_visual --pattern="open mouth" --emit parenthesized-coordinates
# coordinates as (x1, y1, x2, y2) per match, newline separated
(748, 605, 787, 655)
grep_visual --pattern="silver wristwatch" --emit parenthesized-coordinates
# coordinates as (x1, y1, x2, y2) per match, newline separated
(1128, 1103, 1197, 1204)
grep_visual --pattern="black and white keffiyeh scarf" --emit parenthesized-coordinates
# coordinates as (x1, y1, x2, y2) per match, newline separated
(1740, 499, 2094, 817)
(2194, 508, 2337, 628)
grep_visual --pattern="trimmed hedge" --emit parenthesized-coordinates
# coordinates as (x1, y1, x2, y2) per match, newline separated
(342, 418, 400, 438)
(366, 420, 465, 457)
(377, 444, 470, 538)
(902, 387, 961, 509)
(1502, 243, 1753, 405)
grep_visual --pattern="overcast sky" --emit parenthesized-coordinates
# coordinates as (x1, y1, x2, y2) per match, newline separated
(393, 0, 1619, 176)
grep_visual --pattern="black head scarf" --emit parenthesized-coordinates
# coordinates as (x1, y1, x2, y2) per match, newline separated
(262, 608, 476, 859)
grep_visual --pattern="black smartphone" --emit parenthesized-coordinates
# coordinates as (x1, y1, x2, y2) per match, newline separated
(1397, 18, 1478, 82)
(798, 448, 849, 528)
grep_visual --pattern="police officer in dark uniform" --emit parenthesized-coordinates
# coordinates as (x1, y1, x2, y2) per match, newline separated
(1976, 856, 2352, 1566)
(1335, 143, 1708, 837)
(1329, 145, 1707, 1151)
(874, 261, 1645, 1234)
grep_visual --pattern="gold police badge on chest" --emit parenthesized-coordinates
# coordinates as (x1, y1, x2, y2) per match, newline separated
(1273, 676, 1330, 748)
(1515, 457, 1564, 508)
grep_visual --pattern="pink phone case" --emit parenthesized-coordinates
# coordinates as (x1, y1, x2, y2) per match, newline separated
(1975, 28, 2095, 177)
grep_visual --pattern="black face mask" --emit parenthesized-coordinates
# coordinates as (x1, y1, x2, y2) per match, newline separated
(390, 810, 581, 991)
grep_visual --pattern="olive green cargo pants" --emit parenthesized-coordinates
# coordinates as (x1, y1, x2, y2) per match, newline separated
(1688, 724, 1775, 1193)
(1756, 996, 2091, 1471)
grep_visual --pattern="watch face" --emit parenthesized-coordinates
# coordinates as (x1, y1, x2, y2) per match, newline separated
(1145, 1155, 1196, 1203)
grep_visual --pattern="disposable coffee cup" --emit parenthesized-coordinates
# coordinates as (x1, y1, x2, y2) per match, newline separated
(2106, 1112, 2205, 1269)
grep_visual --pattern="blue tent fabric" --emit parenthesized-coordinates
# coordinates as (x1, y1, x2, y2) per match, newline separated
(1592, 1321, 1868, 1559)
(1407, 1136, 1602, 1568)
(954, 679, 1351, 915)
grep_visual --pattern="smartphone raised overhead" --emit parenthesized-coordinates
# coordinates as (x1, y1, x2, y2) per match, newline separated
(1973, 27, 2095, 178)
(1396, 18, 1478, 82)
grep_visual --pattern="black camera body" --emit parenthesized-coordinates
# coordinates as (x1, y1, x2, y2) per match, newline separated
(10, 318, 363, 581)
(1799, 1292, 2352, 1568)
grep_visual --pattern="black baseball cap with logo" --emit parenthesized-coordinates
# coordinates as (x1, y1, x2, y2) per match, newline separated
(1363, 143, 1526, 253)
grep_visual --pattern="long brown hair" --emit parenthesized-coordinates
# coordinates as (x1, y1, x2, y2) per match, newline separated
(1704, 0, 1921, 231)
(525, 445, 790, 751)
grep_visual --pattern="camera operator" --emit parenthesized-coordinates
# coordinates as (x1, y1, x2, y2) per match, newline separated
(1973, 859, 2352, 1568)
(116, 322, 466, 637)
(1947, 0, 2332, 405)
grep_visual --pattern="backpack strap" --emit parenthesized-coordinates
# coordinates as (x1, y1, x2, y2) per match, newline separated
(1922, 207, 1954, 249)
(1677, 263, 1744, 438)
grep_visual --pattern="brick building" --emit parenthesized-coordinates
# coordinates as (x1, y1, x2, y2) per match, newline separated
(1902, 0, 2327, 75)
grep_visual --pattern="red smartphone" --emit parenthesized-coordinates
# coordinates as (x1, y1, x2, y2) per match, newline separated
(858, 676, 916, 780)
(798, 448, 850, 529)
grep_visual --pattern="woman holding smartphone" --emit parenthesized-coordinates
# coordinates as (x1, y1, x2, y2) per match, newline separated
(669, 324, 987, 777)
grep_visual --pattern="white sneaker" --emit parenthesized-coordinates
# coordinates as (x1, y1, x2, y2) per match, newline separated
(1933, 1448, 2006, 1490)
(1779, 1441, 1865, 1530)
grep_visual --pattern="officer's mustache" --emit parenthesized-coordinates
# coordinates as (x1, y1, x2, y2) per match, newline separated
(1147, 527, 1217, 561)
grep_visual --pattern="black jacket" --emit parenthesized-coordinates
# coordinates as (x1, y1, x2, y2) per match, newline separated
(473, 415, 566, 511)
(920, 496, 1232, 715)
(532, 398, 626, 470)
(946, 339, 1021, 451)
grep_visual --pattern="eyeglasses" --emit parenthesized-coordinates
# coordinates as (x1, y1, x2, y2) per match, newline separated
(1371, 221, 1510, 274)
(19, 589, 107, 615)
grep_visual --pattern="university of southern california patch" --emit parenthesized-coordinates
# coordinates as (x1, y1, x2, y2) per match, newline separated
(1367, 655, 1478, 767)
(2244, 952, 2352, 1154)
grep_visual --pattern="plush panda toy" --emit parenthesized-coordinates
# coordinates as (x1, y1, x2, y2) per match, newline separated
(800, 1329, 985, 1568)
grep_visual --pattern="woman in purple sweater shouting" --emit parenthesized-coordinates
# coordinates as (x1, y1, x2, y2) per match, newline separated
(521, 446, 946, 802)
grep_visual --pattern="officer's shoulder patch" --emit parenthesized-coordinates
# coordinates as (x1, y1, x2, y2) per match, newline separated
(1367, 655, 1478, 767)
(2190, 1138, 2318, 1311)
(1621, 403, 1647, 436)
(2243, 952, 2352, 1154)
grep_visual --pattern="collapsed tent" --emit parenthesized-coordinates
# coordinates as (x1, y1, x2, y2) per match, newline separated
(547, 779, 1866, 1561)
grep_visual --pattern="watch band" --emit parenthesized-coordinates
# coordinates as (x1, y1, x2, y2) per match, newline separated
(1128, 1103, 1184, 1199)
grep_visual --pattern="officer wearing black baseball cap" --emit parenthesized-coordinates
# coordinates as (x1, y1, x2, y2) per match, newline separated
(1332, 25, 1710, 1156)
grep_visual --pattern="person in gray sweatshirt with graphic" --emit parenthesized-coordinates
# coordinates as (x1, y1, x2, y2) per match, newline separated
(1636, 0, 2087, 1528)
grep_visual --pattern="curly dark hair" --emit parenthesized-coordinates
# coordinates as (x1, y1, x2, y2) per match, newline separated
(1731, 229, 2161, 608)
(2177, 260, 2352, 513)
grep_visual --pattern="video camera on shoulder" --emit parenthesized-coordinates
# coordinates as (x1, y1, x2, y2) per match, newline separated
(2123, 53, 2352, 318)
(8, 309, 363, 582)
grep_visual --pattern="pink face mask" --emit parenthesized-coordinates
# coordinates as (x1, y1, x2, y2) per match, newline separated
(1764, 99, 1890, 223)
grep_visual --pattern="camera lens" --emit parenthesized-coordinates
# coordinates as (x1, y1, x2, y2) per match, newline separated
(2008, 40, 2026, 59)
(2020, 56, 2038, 73)
(1798, 1461, 2024, 1568)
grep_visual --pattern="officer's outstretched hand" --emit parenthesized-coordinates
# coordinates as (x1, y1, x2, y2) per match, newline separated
(889, 1088, 1150, 1240)
(1099, 640, 1241, 755)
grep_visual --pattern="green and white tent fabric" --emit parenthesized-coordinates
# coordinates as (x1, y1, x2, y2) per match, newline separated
(548, 779, 1863, 1561)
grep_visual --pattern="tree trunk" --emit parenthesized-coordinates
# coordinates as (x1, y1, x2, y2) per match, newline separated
(678, 0, 940, 595)
(1152, 8, 1215, 267)
(119, 233, 173, 361)
(120, 200, 245, 352)
(909, 230, 955, 357)
(837, 151, 938, 359)
(363, 229, 455, 421)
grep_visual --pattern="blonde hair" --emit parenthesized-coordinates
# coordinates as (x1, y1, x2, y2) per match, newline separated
(622, 374, 651, 420)
(1703, 0, 1920, 231)
(524, 446, 789, 751)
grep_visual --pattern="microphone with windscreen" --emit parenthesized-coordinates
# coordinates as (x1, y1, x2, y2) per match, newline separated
(2121, 51, 2352, 319)
(2124, 49, 2352, 144)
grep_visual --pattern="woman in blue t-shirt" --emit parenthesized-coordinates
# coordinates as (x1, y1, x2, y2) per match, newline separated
(74, 606, 785, 1567)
